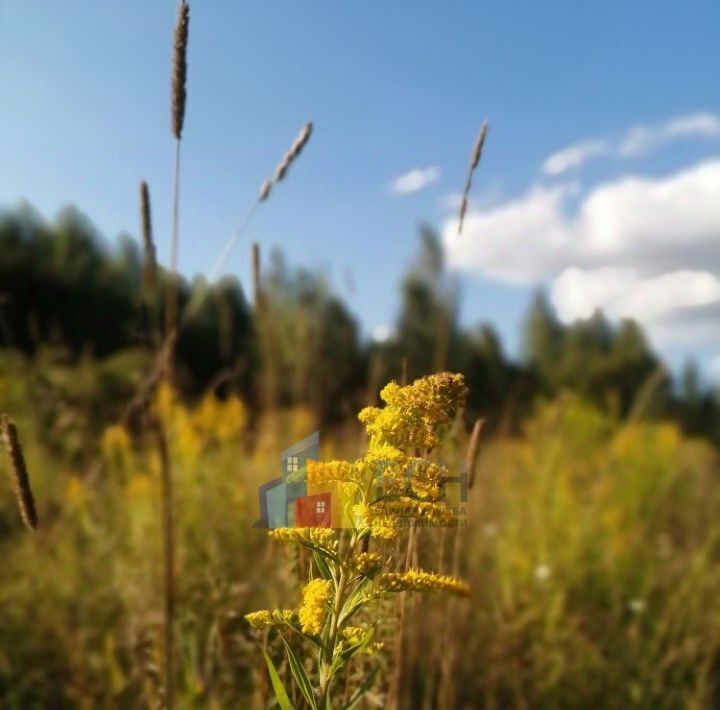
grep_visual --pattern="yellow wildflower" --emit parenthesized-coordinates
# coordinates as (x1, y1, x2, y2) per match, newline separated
(245, 609, 296, 629)
(307, 459, 359, 486)
(193, 393, 247, 444)
(217, 396, 247, 442)
(270, 527, 339, 551)
(352, 552, 384, 574)
(125, 473, 152, 500)
(378, 570, 470, 597)
(65, 475, 88, 511)
(176, 417, 202, 463)
(101, 425, 130, 458)
(343, 626, 368, 645)
(372, 497, 455, 523)
(153, 381, 181, 424)
(359, 373, 466, 451)
(298, 579, 332, 635)
(370, 516, 400, 539)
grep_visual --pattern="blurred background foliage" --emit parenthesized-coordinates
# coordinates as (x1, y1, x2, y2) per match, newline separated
(1, 204, 720, 707)
(1, 205, 719, 443)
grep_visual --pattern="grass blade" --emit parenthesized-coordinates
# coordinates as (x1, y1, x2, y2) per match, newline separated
(280, 635, 318, 710)
(262, 648, 294, 710)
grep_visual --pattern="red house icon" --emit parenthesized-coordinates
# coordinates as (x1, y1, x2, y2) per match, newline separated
(296, 492, 332, 528)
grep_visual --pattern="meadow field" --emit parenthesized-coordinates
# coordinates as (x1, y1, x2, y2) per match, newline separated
(1, 346, 720, 708)
(2, 3, 720, 708)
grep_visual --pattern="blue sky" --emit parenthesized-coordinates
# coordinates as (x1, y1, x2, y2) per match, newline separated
(1, 1, 719, 376)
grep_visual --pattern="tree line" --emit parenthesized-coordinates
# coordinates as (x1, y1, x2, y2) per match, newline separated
(1, 205, 718, 445)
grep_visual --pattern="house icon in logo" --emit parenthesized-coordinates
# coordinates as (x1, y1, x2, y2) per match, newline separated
(254, 431, 334, 528)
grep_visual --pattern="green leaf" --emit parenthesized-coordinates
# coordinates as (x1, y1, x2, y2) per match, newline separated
(313, 551, 334, 581)
(297, 540, 341, 565)
(280, 635, 318, 710)
(262, 648, 295, 710)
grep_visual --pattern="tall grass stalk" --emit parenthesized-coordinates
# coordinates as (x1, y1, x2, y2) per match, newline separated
(251, 241, 262, 309)
(150, 415, 176, 710)
(207, 121, 314, 285)
(437, 418, 484, 707)
(1, 414, 38, 531)
(140, 180, 159, 341)
(458, 120, 488, 234)
(166, 0, 189, 347)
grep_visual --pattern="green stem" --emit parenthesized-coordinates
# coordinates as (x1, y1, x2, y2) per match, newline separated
(319, 533, 356, 706)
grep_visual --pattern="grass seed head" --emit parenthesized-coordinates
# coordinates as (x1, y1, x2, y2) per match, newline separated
(139, 180, 157, 292)
(171, 2, 190, 140)
(1, 414, 38, 530)
(466, 418, 485, 489)
(459, 120, 489, 234)
(273, 121, 313, 183)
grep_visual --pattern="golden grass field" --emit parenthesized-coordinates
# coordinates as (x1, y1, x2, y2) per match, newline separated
(2, 357, 720, 708)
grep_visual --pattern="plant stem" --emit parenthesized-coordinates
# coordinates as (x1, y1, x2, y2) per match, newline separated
(165, 138, 182, 366)
(319, 533, 356, 706)
(152, 415, 175, 710)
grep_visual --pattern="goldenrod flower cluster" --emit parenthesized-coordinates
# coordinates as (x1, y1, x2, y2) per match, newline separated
(359, 372, 466, 451)
(378, 570, 470, 597)
(298, 579, 332, 635)
(269, 527, 338, 550)
(101, 424, 131, 455)
(352, 552, 384, 574)
(245, 609, 297, 629)
(342, 626, 368, 645)
(341, 627, 383, 655)
(192, 392, 247, 444)
(248, 374, 471, 709)
(372, 497, 455, 523)
(370, 517, 400, 539)
(353, 504, 400, 539)
(150, 383, 247, 464)
(307, 459, 360, 486)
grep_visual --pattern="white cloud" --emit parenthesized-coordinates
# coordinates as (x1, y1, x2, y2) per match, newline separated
(443, 183, 579, 283)
(389, 166, 440, 195)
(443, 159, 720, 345)
(542, 112, 720, 175)
(445, 160, 720, 282)
(551, 267, 720, 324)
(543, 140, 610, 176)
(619, 113, 720, 156)
(550, 267, 637, 322)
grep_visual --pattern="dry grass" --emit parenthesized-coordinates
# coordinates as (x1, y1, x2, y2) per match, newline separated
(458, 120, 488, 234)
(1, 413, 38, 531)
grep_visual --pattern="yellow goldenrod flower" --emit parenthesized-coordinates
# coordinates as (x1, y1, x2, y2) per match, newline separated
(378, 570, 470, 597)
(370, 516, 400, 539)
(359, 373, 466, 451)
(101, 425, 131, 458)
(153, 381, 181, 424)
(298, 579, 332, 635)
(352, 552, 384, 574)
(245, 609, 297, 629)
(269, 527, 339, 550)
(372, 497, 455, 523)
(342, 626, 368, 645)
(176, 417, 202, 463)
(125, 473, 153, 500)
(307, 459, 359, 486)
(193, 392, 248, 444)
(64, 475, 88, 511)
